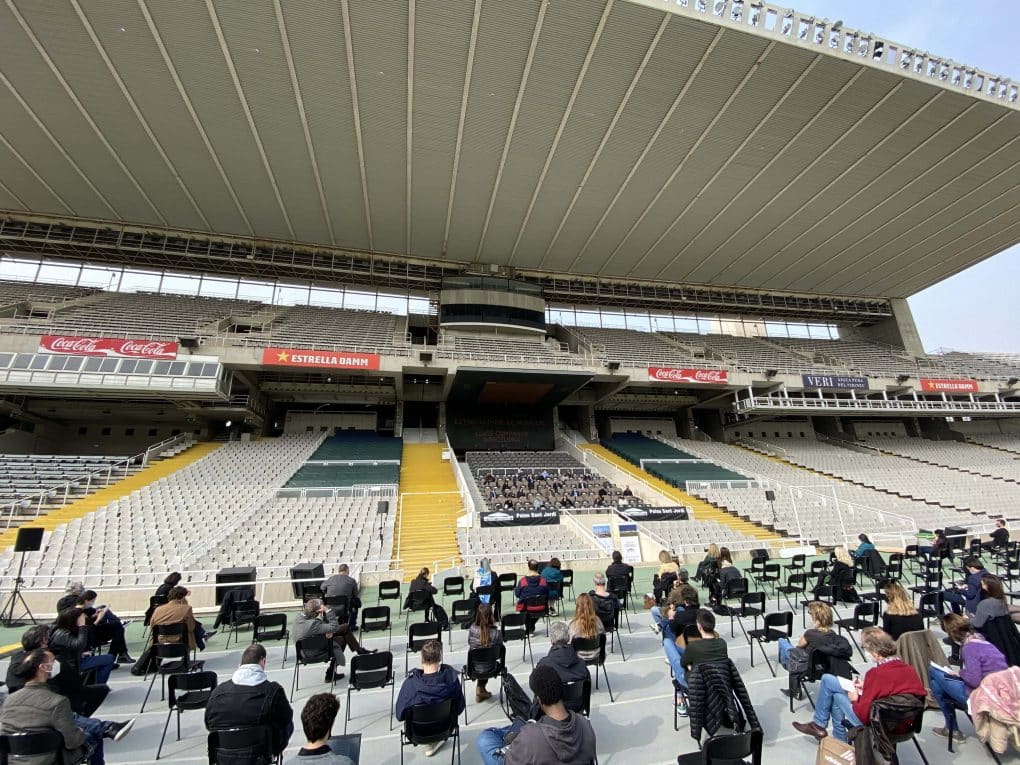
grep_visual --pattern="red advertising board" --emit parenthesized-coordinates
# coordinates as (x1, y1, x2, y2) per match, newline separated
(39, 335, 178, 360)
(919, 378, 979, 393)
(648, 367, 728, 384)
(261, 347, 381, 371)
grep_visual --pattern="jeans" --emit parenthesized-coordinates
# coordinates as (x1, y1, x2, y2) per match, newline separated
(477, 719, 525, 765)
(929, 666, 969, 729)
(650, 607, 664, 629)
(777, 637, 793, 668)
(943, 589, 966, 615)
(73, 714, 106, 765)
(813, 674, 862, 742)
(80, 653, 116, 684)
(663, 636, 686, 688)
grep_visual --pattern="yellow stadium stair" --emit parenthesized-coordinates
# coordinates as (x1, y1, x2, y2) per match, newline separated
(579, 444, 784, 543)
(395, 444, 463, 580)
(0, 442, 220, 550)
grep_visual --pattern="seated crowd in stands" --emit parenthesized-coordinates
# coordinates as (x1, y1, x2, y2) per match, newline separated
(476, 467, 646, 512)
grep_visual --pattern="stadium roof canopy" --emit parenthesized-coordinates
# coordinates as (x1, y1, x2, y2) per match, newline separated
(0, 0, 1017, 302)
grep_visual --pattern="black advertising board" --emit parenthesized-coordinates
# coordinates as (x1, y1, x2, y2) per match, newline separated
(617, 506, 690, 521)
(479, 508, 561, 527)
(801, 374, 870, 390)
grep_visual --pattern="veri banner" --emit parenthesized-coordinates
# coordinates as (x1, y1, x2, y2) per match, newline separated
(39, 335, 178, 360)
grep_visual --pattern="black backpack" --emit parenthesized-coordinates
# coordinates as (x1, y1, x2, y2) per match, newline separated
(430, 602, 451, 632)
(500, 671, 533, 722)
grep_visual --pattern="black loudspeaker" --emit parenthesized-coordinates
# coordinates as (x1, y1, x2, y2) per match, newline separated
(764, 490, 776, 502)
(377, 500, 390, 515)
(290, 562, 325, 599)
(607, 361, 621, 371)
(215, 566, 257, 605)
(13, 527, 43, 552)
(419, 352, 433, 363)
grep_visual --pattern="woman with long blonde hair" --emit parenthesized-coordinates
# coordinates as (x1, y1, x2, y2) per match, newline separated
(881, 581, 923, 640)
(568, 592, 605, 661)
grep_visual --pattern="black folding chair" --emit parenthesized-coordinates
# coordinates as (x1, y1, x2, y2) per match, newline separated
(791, 648, 856, 713)
(607, 576, 633, 629)
(783, 554, 806, 577)
(399, 698, 461, 765)
(835, 601, 880, 661)
(571, 633, 613, 702)
(561, 677, 592, 718)
(252, 613, 290, 668)
(378, 579, 401, 606)
(404, 590, 434, 628)
(207, 725, 282, 765)
(604, 607, 628, 661)
(474, 585, 499, 620)
(715, 577, 749, 637)
(449, 599, 477, 647)
(500, 613, 534, 667)
(0, 730, 88, 765)
(460, 645, 506, 724)
(918, 591, 945, 628)
(142, 640, 202, 713)
(747, 611, 793, 677)
(946, 698, 1004, 764)
(560, 569, 575, 600)
(157, 671, 217, 759)
(291, 635, 336, 701)
(753, 563, 781, 596)
(324, 595, 351, 625)
(360, 605, 393, 650)
(732, 590, 765, 643)
(443, 576, 465, 603)
(345, 651, 395, 734)
(224, 600, 260, 649)
(522, 595, 550, 636)
(677, 728, 763, 765)
(406, 622, 443, 676)
(776, 572, 807, 614)
(867, 697, 930, 765)
(143, 594, 169, 641)
(498, 573, 518, 611)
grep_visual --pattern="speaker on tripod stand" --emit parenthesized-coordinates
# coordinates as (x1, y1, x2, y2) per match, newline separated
(764, 490, 778, 527)
(1, 527, 43, 627)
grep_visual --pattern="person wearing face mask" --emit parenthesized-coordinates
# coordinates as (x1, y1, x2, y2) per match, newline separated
(0, 648, 134, 765)
(75, 589, 134, 665)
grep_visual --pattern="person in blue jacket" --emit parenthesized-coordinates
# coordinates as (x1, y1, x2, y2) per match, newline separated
(943, 557, 988, 615)
(850, 534, 876, 559)
(395, 639, 466, 758)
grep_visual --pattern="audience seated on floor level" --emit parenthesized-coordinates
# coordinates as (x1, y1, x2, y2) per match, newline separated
(944, 557, 987, 615)
(514, 560, 549, 632)
(49, 608, 118, 689)
(468, 603, 502, 703)
(322, 563, 361, 630)
(929, 613, 1008, 742)
(982, 519, 1010, 552)
(536, 621, 590, 716)
(149, 585, 215, 651)
(793, 628, 925, 743)
(540, 558, 563, 610)
(205, 644, 294, 759)
(0, 648, 134, 765)
(394, 639, 465, 759)
(589, 573, 620, 634)
(57, 583, 133, 665)
(476, 663, 596, 765)
(293, 599, 376, 684)
(286, 692, 355, 765)
(881, 582, 924, 640)
(568, 593, 605, 661)
(778, 602, 852, 701)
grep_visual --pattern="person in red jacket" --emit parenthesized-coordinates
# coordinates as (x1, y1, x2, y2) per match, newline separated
(793, 627, 925, 742)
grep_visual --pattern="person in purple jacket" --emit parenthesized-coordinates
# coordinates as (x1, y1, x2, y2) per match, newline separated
(928, 613, 1007, 741)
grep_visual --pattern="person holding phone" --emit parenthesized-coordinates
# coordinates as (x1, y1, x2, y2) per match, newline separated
(928, 613, 1006, 741)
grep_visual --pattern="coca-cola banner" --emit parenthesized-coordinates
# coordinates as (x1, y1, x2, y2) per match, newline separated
(647, 367, 728, 385)
(261, 347, 381, 371)
(919, 378, 979, 393)
(39, 335, 178, 360)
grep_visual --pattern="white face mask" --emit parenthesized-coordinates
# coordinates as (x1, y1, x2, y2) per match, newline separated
(47, 660, 61, 679)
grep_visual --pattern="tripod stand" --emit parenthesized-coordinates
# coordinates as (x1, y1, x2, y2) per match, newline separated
(0, 550, 36, 628)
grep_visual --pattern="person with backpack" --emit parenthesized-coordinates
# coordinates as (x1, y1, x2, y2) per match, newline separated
(777, 602, 853, 701)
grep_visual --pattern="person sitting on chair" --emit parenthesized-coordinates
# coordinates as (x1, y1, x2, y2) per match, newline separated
(568, 594, 605, 662)
(514, 560, 549, 633)
(49, 607, 117, 686)
(793, 628, 925, 743)
(929, 613, 1007, 742)
(540, 558, 564, 613)
(536, 621, 590, 714)
(982, 520, 1010, 552)
(468, 603, 502, 703)
(74, 590, 133, 665)
(144, 572, 181, 624)
(605, 550, 630, 583)
(404, 568, 438, 612)
(473, 558, 495, 605)
(322, 564, 360, 630)
(778, 602, 852, 701)
(293, 599, 376, 683)
(475, 664, 596, 765)
(205, 644, 294, 758)
(880, 581, 924, 641)
(943, 557, 987, 616)
(150, 585, 215, 651)
(709, 547, 741, 605)
(0, 648, 134, 765)
(850, 534, 876, 560)
(589, 573, 621, 634)
(395, 640, 465, 759)
(287, 693, 355, 764)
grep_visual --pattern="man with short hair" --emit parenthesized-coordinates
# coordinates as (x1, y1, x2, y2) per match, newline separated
(475, 664, 597, 765)
(982, 520, 1010, 552)
(395, 640, 465, 758)
(205, 644, 294, 757)
(793, 627, 925, 742)
(589, 573, 621, 632)
(0, 648, 134, 765)
(293, 599, 376, 683)
(943, 557, 987, 615)
(514, 560, 549, 633)
(536, 622, 590, 714)
(322, 564, 361, 629)
(286, 693, 355, 764)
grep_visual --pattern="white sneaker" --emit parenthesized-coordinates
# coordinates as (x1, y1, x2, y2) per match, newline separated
(425, 740, 444, 757)
(650, 623, 662, 635)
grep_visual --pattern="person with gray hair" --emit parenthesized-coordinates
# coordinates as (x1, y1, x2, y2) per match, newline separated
(535, 621, 590, 714)
(589, 573, 621, 632)
(292, 598, 375, 683)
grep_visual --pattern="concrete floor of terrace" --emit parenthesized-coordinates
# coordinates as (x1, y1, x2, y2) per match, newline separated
(0, 560, 1009, 765)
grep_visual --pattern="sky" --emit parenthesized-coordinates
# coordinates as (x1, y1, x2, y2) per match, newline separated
(784, 0, 1019, 353)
